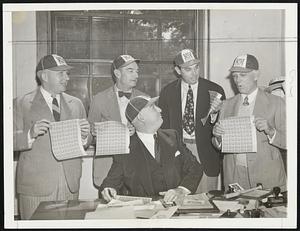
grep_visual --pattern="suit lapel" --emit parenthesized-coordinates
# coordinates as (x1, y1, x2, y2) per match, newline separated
(253, 89, 269, 118)
(173, 80, 183, 136)
(30, 89, 54, 122)
(60, 93, 73, 121)
(196, 79, 210, 121)
(108, 87, 122, 122)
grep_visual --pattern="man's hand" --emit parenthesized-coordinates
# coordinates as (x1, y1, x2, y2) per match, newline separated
(127, 122, 135, 136)
(159, 188, 186, 203)
(101, 187, 117, 202)
(254, 117, 275, 137)
(79, 119, 90, 140)
(29, 119, 51, 139)
(212, 121, 225, 143)
(211, 98, 223, 114)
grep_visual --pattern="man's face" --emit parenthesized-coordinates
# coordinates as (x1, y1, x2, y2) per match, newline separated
(176, 63, 200, 85)
(44, 69, 69, 94)
(117, 62, 139, 90)
(140, 103, 163, 129)
(232, 70, 258, 95)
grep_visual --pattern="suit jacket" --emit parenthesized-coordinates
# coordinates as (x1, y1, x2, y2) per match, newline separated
(216, 89, 286, 190)
(99, 129, 203, 196)
(88, 86, 147, 187)
(13, 88, 87, 196)
(158, 78, 225, 177)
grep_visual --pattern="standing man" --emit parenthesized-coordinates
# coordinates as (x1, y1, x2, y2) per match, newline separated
(158, 49, 226, 193)
(100, 96, 202, 202)
(212, 54, 286, 191)
(88, 54, 147, 189)
(13, 54, 90, 219)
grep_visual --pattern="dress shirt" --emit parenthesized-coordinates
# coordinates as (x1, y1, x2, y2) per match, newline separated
(181, 80, 198, 139)
(136, 131, 191, 195)
(115, 85, 132, 125)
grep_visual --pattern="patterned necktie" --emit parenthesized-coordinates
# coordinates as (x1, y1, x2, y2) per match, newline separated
(52, 96, 60, 121)
(118, 91, 131, 99)
(153, 134, 160, 163)
(183, 85, 195, 135)
(243, 96, 249, 106)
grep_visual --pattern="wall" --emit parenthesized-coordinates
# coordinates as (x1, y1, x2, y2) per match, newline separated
(208, 10, 285, 98)
(12, 11, 37, 98)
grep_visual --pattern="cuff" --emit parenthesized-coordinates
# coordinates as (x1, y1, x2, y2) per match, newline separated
(27, 130, 35, 148)
(178, 186, 191, 195)
(267, 129, 277, 144)
(82, 136, 88, 146)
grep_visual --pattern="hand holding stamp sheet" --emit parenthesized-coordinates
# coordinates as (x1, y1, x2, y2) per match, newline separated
(220, 115, 257, 153)
(201, 90, 223, 125)
(49, 119, 87, 160)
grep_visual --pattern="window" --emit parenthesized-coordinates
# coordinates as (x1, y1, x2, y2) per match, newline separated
(51, 10, 200, 112)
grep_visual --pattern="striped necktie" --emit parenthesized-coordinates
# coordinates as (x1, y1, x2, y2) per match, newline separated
(153, 134, 160, 163)
(52, 96, 60, 121)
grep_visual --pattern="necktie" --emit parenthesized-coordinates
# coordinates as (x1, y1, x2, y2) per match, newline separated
(183, 85, 195, 135)
(52, 96, 60, 121)
(118, 91, 131, 99)
(153, 134, 160, 163)
(243, 96, 249, 106)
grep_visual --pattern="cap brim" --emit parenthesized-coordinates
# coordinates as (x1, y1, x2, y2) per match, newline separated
(119, 59, 140, 68)
(265, 83, 284, 93)
(179, 59, 200, 68)
(145, 96, 159, 107)
(48, 65, 73, 71)
(229, 67, 254, 73)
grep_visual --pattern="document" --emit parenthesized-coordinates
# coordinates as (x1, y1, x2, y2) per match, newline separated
(85, 206, 136, 219)
(49, 119, 87, 160)
(220, 116, 257, 153)
(95, 121, 130, 156)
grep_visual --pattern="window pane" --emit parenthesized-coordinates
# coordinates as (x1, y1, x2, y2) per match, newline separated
(68, 62, 89, 76)
(91, 77, 114, 97)
(125, 18, 159, 61)
(91, 17, 123, 59)
(159, 64, 177, 90)
(161, 19, 195, 60)
(65, 78, 89, 113)
(136, 78, 158, 97)
(92, 63, 112, 77)
(54, 16, 89, 59)
(139, 63, 159, 79)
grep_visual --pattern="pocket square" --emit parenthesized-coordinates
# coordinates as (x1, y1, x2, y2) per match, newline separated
(175, 150, 181, 157)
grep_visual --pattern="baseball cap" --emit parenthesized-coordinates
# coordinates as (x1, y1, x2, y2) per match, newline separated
(36, 54, 73, 73)
(265, 77, 285, 92)
(112, 54, 140, 70)
(125, 95, 159, 122)
(174, 49, 200, 68)
(229, 54, 259, 72)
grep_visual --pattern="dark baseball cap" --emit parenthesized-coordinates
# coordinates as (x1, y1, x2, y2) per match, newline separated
(112, 54, 140, 70)
(36, 54, 73, 73)
(174, 49, 200, 68)
(229, 54, 259, 72)
(125, 95, 159, 122)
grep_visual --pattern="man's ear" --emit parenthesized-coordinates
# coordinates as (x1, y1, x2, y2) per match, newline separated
(40, 71, 48, 83)
(113, 69, 121, 80)
(174, 66, 181, 76)
(253, 70, 260, 81)
(136, 112, 145, 123)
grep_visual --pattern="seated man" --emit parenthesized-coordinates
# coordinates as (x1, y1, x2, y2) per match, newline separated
(99, 96, 203, 202)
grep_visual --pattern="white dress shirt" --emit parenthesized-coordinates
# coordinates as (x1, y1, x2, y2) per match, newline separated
(115, 85, 131, 125)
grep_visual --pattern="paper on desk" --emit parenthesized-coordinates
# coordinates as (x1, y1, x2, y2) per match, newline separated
(151, 206, 178, 219)
(95, 121, 130, 156)
(85, 206, 135, 219)
(212, 200, 242, 212)
(107, 198, 144, 207)
(221, 116, 257, 153)
(49, 119, 87, 160)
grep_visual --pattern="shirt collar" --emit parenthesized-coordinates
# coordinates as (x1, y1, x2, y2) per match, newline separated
(241, 88, 258, 104)
(136, 131, 157, 140)
(181, 80, 198, 91)
(40, 86, 60, 101)
(114, 84, 133, 93)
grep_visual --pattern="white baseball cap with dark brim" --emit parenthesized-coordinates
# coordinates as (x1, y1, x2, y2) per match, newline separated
(174, 49, 200, 68)
(125, 96, 159, 123)
(229, 54, 259, 73)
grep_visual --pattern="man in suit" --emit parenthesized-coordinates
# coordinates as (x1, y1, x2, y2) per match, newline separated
(212, 54, 286, 191)
(88, 54, 147, 188)
(13, 54, 90, 219)
(158, 49, 226, 193)
(100, 96, 203, 202)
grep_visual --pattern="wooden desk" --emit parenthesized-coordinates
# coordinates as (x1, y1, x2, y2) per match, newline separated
(30, 198, 287, 220)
